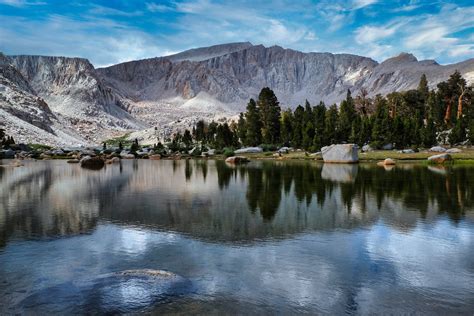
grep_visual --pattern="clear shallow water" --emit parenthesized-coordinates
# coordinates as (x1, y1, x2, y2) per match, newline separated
(0, 159, 473, 314)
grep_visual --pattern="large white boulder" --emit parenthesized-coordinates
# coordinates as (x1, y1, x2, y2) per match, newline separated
(429, 146, 446, 152)
(234, 147, 263, 154)
(428, 153, 452, 164)
(321, 144, 359, 163)
(446, 148, 462, 153)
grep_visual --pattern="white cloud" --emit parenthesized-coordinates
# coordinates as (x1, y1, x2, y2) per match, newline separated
(355, 25, 398, 44)
(352, 0, 378, 10)
(0, 14, 170, 67)
(0, 0, 45, 6)
(145, 2, 174, 12)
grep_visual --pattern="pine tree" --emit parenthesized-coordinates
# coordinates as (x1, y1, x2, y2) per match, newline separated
(280, 108, 293, 146)
(418, 74, 429, 102)
(237, 113, 246, 144)
(421, 118, 437, 147)
(371, 95, 391, 148)
(258, 87, 281, 144)
(324, 105, 339, 145)
(244, 99, 262, 146)
(302, 121, 315, 150)
(292, 105, 305, 148)
(337, 90, 356, 142)
(182, 129, 193, 148)
(312, 102, 326, 150)
(194, 120, 206, 142)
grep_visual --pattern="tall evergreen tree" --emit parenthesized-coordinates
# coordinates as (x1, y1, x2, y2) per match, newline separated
(337, 90, 356, 142)
(418, 74, 429, 102)
(324, 105, 339, 145)
(280, 108, 293, 146)
(312, 102, 326, 150)
(244, 99, 262, 146)
(292, 105, 305, 148)
(258, 87, 281, 144)
(237, 113, 246, 144)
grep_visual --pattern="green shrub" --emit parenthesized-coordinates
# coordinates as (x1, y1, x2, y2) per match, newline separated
(223, 148, 235, 158)
(259, 144, 277, 152)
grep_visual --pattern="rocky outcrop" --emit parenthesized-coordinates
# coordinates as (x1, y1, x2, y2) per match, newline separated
(322, 144, 359, 163)
(80, 155, 105, 169)
(225, 156, 250, 164)
(428, 153, 453, 164)
(234, 147, 263, 154)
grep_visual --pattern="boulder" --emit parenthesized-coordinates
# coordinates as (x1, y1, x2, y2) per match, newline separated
(362, 144, 373, 152)
(149, 154, 161, 160)
(234, 147, 263, 154)
(51, 149, 65, 156)
(1, 149, 15, 159)
(120, 151, 135, 159)
(321, 144, 359, 163)
(401, 149, 415, 154)
(430, 146, 447, 153)
(377, 158, 396, 166)
(80, 156, 105, 170)
(278, 147, 291, 153)
(446, 148, 462, 153)
(105, 157, 121, 164)
(428, 153, 452, 164)
(225, 156, 250, 164)
(382, 143, 393, 150)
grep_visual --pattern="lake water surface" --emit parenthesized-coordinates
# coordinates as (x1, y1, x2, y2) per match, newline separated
(1, 159, 473, 314)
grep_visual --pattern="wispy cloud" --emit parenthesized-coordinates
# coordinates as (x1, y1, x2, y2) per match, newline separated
(0, 0, 45, 7)
(0, 0, 472, 66)
(352, 0, 378, 10)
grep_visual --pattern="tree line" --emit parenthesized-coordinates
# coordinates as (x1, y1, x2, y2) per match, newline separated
(178, 71, 473, 151)
(0, 128, 15, 148)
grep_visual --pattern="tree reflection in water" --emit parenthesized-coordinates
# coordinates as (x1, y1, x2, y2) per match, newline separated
(0, 160, 473, 246)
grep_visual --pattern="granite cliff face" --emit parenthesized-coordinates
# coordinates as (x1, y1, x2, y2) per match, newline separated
(1, 43, 473, 145)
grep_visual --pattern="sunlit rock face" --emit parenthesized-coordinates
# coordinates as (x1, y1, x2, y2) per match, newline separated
(1, 43, 474, 145)
(321, 144, 359, 163)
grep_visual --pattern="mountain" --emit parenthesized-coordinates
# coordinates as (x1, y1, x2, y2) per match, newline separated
(1, 43, 473, 145)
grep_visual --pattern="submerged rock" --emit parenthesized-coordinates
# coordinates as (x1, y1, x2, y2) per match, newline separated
(321, 144, 359, 163)
(149, 154, 161, 160)
(428, 153, 452, 164)
(20, 269, 192, 314)
(67, 159, 80, 163)
(80, 156, 105, 170)
(377, 158, 396, 166)
(225, 156, 250, 164)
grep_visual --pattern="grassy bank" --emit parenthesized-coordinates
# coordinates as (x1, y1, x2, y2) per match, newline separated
(234, 148, 474, 162)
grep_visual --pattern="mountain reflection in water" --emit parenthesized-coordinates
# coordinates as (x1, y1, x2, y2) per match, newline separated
(1, 159, 474, 314)
(0, 160, 473, 245)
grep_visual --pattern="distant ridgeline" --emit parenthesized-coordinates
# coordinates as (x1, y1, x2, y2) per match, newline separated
(167, 71, 472, 152)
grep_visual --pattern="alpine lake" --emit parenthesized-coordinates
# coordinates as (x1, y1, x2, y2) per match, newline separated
(1, 159, 473, 314)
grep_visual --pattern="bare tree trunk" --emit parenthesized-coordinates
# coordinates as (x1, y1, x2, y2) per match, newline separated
(444, 97, 452, 125)
(457, 85, 466, 120)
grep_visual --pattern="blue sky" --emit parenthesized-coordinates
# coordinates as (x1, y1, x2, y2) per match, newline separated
(0, 0, 472, 67)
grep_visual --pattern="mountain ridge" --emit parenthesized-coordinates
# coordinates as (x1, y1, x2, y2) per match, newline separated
(1, 42, 473, 146)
